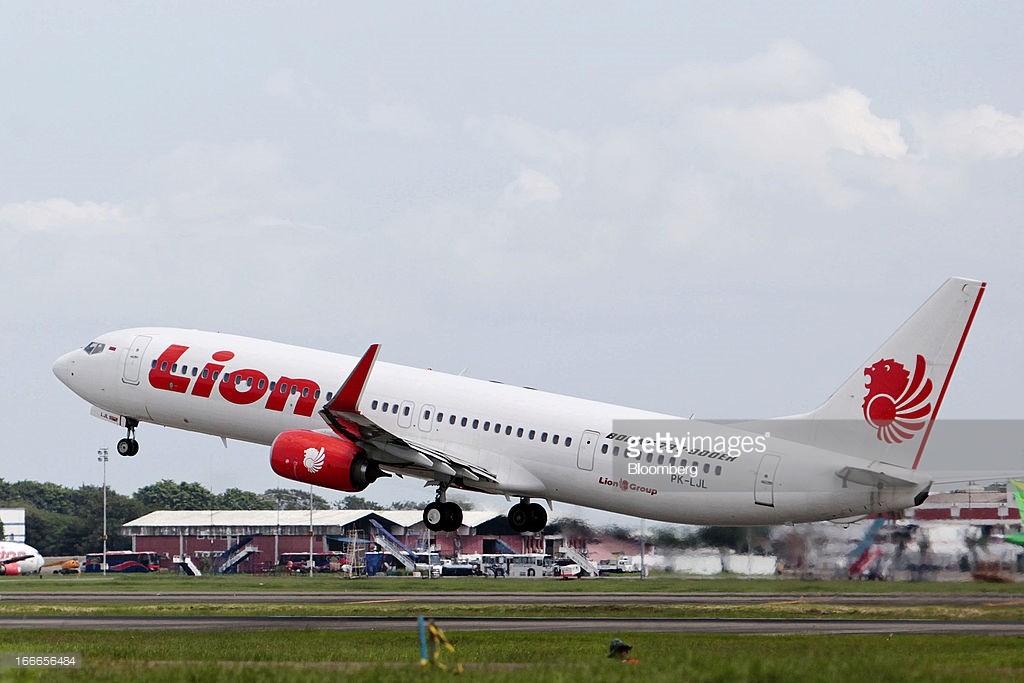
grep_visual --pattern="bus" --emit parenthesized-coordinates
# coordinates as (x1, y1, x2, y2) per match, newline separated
(83, 551, 160, 573)
(461, 553, 552, 577)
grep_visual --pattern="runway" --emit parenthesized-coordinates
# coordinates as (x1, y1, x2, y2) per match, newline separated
(3, 590, 1024, 607)
(0, 615, 1023, 634)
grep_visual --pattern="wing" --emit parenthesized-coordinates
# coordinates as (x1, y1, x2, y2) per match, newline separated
(1, 554, 34, 565)
(319, 345, 500, 488)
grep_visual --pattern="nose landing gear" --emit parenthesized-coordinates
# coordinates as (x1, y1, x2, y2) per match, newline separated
(116, 418, 140, 456)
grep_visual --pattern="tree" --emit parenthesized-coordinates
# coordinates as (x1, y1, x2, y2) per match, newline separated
(335, 495, 383, 510)
(133, 480, 216, 511)
(263, 488, 331, 510)
(216, 488, 273, 510)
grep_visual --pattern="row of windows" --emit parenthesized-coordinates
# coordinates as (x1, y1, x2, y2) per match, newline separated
(151, 360, 332, 401)
(369, 399, 575, 448)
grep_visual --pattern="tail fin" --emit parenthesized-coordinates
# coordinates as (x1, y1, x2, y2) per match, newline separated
(763, 278, 985, 470)
(1010, 480, 1024, 520)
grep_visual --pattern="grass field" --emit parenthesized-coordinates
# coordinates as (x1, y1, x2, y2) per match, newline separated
(0, 630, 1022, 682)
(0, 574, 1022, 681)
(3, 572, 1023, 593)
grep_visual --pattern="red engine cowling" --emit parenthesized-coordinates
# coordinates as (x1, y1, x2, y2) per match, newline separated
(270, 430, 383, 492)
(0, 563, 21, 576)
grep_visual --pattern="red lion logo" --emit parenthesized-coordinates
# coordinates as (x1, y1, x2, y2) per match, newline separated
(862, 354, 933, 444)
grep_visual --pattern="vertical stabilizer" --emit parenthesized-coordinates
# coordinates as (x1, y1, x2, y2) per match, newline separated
(759, 278, 985, 470)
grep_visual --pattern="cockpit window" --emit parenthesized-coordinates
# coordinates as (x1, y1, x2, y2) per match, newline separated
(83, 342, 106, 355)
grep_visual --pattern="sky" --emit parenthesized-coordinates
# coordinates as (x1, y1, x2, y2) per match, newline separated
(2, 2, 1023, 526)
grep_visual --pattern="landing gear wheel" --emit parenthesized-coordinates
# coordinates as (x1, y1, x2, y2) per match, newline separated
(441, 502, 463, 531)
(507, 502, 530, 532)
(116, 438, 139, 457)
(526, 502, 547, 533)
(423, 502, 445, 531)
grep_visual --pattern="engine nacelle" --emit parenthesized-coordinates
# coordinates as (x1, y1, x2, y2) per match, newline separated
(0, 563, 21, 576)
(270, 430, 383, 492)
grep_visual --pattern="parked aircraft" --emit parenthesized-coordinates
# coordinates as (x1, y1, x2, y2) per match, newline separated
(0, 541, 44, 575)
(53, 278, 984, 531)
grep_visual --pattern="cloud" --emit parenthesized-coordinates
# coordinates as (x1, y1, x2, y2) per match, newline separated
(500, 169, 561, 207)
(0, 198, 134, 234)
(914, 105, 1024, 161)
(635, 40, 831, 106)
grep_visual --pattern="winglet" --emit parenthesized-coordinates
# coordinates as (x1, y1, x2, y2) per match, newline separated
(326, 344, 380, 414)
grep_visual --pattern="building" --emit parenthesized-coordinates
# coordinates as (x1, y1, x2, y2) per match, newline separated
(121, 509, 552, 573)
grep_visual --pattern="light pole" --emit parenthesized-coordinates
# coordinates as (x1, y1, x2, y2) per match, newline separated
(97, 448, 108, 576)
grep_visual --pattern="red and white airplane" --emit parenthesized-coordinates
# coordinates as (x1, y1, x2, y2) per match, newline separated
(53, 278, 984, 532)
(0, 542, 44, 575)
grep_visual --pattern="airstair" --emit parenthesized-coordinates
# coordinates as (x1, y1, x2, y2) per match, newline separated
(173, 555, 202, 577)
(559, 545, 600, 576)
(368, 519, 417, 571)
(494, 538, 517, 554)
(217, 536, 259, 574)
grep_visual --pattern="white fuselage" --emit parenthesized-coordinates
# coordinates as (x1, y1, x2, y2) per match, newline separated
(0, 542, 44, 574)
(53, 327, 930, 525)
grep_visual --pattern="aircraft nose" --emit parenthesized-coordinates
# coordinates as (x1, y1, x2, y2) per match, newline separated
(52, 350, 76, 385)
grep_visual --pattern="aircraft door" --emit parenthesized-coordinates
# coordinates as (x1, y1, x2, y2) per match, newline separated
(576, 430, 600, 471)
(754, 454, 780, 507)
(122, 335, 152, 385)
(398, 400, 415, 429)
(418, 404, 435, 433)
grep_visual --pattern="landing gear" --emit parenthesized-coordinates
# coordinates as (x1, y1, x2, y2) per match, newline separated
(116, 418, 139, 456)
(507, 499, 547, 533)
(422, 485, 463, 532)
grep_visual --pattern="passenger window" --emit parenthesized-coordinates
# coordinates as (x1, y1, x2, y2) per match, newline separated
(552, 435, 559, 445)
(472, 419, 479, 429)
(382, 402, 389, 411)
(450, 415, 457, 425)
(423, 409, 431, 420)
(505, 425, 512, 435)
(613, 446, 620, 456)
(372, 400, 379, 410)
(202, 368, 209, 379)
(461, 417, 468, 427)
(565, 437, 572, 447)
(517, 428, 524, 437)
(483, 421, 490, 431)
(403, 405, 410, 416)
(172, 363, 178, 372)
(715, 466, 722, 476)
(391, 404, 398, 414)
(151, 360, 157, 369)
(437, 413, 444, 422)
(540, 432, 548, 443)
(601, 444, 608, 454)
(703, 463, 710, 474)
(528, 430, 535, 440)
(161, 361, 168, 371)
(324, 391, 331, 401)
(494, 423, 501, 434)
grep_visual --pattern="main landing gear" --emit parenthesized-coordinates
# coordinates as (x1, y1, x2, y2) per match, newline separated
(116, 418, 140, 457)
(507, 498, 547, 533)
(423, 485, 463, 533)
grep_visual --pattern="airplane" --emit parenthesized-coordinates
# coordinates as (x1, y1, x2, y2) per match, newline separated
(0, 541, 44, 575)
(1003, 480, 1024, 548)
(53, 277, 985, 532)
